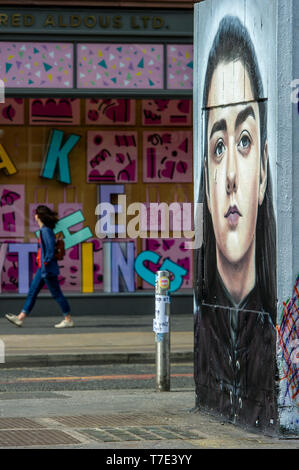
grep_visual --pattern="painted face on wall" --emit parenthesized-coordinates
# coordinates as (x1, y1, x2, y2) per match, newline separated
(205, 60, 268, 268)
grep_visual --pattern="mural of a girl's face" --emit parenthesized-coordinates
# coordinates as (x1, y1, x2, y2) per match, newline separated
(205, 60, 268, 274)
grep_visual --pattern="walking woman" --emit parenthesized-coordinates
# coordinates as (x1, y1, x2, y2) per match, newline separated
(5, 205, 74, 328)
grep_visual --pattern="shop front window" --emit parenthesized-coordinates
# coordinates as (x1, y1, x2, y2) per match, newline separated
(0, 41, 194, 295)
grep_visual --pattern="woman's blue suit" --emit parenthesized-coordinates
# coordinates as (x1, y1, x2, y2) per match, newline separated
(22, 225, 70, 316)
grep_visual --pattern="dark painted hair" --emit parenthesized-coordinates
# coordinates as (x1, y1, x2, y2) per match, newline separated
(35, 205, 58, 229)
(195, 15, 277, 321)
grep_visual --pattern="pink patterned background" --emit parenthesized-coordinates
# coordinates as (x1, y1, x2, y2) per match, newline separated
(85, 98, 136, 125)
(77, 44, 163, 89)
(142, 238, 192, 289)
(1, 239, 22, 292)
(142, 99, 192, 126)
(143, 130, 193, 183)
(0, 98, 24, 124)
(87, 131, 138, 183)
(0, 42, 73, 88)
(167, 45, 193, 90)
(29, 98, 80, 125)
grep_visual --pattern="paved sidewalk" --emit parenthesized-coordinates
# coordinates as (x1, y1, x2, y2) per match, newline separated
(0, 313, 193, 367)
(0, 314, 298, 449)
(1, 331, 193, 367)
(0, 389, 298, 449)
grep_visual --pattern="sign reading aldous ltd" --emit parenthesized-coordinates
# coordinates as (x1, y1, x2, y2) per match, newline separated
(0, 9, 193, 35)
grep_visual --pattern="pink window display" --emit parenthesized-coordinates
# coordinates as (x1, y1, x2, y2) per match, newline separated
(143, 130, 193, 183)
(142, 99, 192, 126)
(167, 45, 193, 90)
(30, 239, 82, 292)
(29, 238, 104, 292)
(28, 186, 54, 233)
(0, 239, 22, 292)
(0, 185, 25, 237)
(77, 44, 163, 89)
(58, 187, 83, 231)
(0, 98, 24, 124)
(141, 238, 192, 289)
(0, 42, 73, 88)
(85, 98, 136, 125)
(87, 131, 138, 183)
(29, 98, 80, 125)
(57, 244, 81, 292)
(89, 238, 103, 291)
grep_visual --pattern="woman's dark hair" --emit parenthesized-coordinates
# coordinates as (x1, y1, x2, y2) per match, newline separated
(195, 15, 277, 321)
(35, 205, 58, 229)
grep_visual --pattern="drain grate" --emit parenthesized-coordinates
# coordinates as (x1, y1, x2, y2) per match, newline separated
(0, 429, 81, 447)
(0, 414, 206, 446)
(84, 428, 141, 442)
(0, 418, 45, 430)
(80, 425, 205, 443)
(49, 413, 167, 428)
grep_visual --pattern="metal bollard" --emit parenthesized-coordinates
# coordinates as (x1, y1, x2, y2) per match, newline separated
(153, 270, 171, 392)
(0, 339, 5, 364)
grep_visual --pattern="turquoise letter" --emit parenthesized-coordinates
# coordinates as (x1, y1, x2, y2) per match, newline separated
(36, 210, 92, 250)
(134, 250, 160, 287)
(41, 129, 80, 184)
(160, 258, 187, 292)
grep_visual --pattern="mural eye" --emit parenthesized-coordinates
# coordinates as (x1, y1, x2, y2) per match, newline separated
(214, 140, 225, 158)
(238, 134, 251, 153)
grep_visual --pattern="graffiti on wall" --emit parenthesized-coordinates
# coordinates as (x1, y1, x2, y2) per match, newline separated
(194, 0, 277, 430)
(277, 276, 299, 409)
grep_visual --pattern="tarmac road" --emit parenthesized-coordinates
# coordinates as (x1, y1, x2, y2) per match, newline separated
(0, 362, 194, 392)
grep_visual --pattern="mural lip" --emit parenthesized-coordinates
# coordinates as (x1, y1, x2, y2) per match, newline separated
(224, 205, 242, 217)
(224, 205, 242, 228)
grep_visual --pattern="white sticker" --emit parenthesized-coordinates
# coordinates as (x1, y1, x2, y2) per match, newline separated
(153, 295, 170, 333)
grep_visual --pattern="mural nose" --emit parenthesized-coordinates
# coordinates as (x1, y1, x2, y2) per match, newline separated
(226, 173, 237, 194)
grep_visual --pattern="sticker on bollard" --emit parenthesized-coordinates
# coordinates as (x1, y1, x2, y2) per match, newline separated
(158, 276, 170, 290)
(153, 294, 170, 334)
